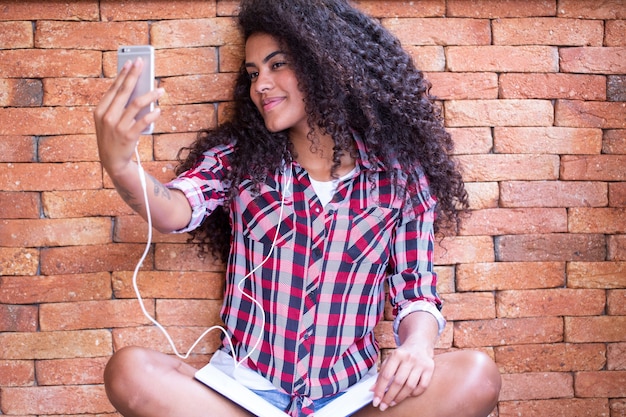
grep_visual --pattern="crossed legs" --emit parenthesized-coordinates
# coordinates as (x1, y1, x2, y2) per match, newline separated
(104, 347, 500, 417)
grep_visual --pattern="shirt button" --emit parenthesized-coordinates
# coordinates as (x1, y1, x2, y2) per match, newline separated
(312, 248, 322, 258)
(314, 207, 321, 214)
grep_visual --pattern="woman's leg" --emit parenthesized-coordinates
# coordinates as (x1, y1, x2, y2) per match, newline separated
(104, 346, 254, 417)
(355, 350, 501, 417)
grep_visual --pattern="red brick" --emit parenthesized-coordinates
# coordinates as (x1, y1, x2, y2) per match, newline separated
(567, 262, 626, 289)
(0, 247, 39, 276)
(496, 234, 606, 262)
(100, 0, 216, 21)
(445, 100, 554, 127)
(605, 20, 626, 46)
(157, 47, 219, 77)
(434, 266, 455, 294)
(603, 129, 626, 155)
(0, 360, 34, 386)
(447, 0, 555, 18)
(456, 154, 559, 181)
(156, 104, 217, 134)
(454, 317, 563, 347)
(561, 47, 626, 74)
(495, 343, 606, 373)
(0, 385, 114, 415)
(500, 181, 608, 208)
(0, 135, 36, 162)
(159, 73, 237, 105)
(155, 243, 224, 272)
(569, 208, 626, 234)
(0, 1, 99, 20)
(499, 372, 573, 401)
(0, 107, 95, 136)
(36, 357, 108, 385)
(113, 215, 187, 244)
(611, 399, 626, 416)
(0, 191, 40, 219)
(608, 290, 626, 316)
(557, 0, 626, 19)
(440, 292, 495, 320)
(447, 46, 558, 72)
(575, 371, 626, 398)
(493, 18, 603, 46)
(608, 236, 626, 261)
(217, 0, 240, 16)
(404, 46, 446, 72)
(42, 190, 132, 218)
(0, 162, 102, 192)
(0, 49, 101, 78)
(35, 21, 148, 50)
(150, 18, 241, 49)
(153, 133, 196, 161)
(460, 208, 567, 236)
(565, 316, 626, 343)
(382, 18, 490, 46)
(112, 270, 224, 300)
(0, 273, 112, 304)
(425, 72, 498, 100)
(610, 183, 626, 207)
(0, 330, 112, 360)
(355, 0, 445, 17)
(456, 262, 565, 291)
(102, 160, 177, 189)
(447, 127, 492, 155)
(0, 78, 43, 107)
(497, 289, 606, 318)
(0, 21, 33, 48)
(43, 78, 112, 107)
(38, 135, 100, 162)
(156, 299, 222, 326)
(464, 182, 499, 210)
(40, 299, 153, 331)
(555, 100, 626, 129)
(0, 218, 111, 247)
(112, 326, 221, 355)
(40, 244, 154, 275)
(561, 155, 626, 181)
(219, 43, 245, 72)
(434, 236, 495, 265)
(498, 398, 609, 417)
(0, 305, 38, 332)
(608, 343, 626, 371)
(499, 74, 606, 100)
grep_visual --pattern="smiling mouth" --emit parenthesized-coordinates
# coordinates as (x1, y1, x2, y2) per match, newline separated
(262, 97, 285, 112)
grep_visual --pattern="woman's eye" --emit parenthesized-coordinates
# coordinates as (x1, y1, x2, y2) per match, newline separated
(272, 62, 287, 69)
(247, 71, 259, 81)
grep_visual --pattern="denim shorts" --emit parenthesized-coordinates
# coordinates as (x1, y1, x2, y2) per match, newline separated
(250, 388, 345, 416)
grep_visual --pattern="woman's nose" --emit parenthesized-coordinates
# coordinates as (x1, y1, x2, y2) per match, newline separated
(255, 70, 273, 94)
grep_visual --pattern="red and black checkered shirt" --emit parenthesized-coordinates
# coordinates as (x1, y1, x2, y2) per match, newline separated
(167, 135, 444, 415)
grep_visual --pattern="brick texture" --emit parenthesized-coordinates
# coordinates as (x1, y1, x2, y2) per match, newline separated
(0, 1, 624, 416)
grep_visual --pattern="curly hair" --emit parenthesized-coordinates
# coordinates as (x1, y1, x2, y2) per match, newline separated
(175, 0, 469, 262)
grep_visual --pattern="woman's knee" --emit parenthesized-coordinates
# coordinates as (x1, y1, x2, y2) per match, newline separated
(104, 346, 157, 410)
(455, 350, 502, 411)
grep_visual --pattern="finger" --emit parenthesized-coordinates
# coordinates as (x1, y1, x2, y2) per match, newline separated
(371, 357, 398, 409)
(127, 91, 163, 136)
(379, 362, 414, 410)
(94, 59, 133, 121)
(112, 58, 146, 128)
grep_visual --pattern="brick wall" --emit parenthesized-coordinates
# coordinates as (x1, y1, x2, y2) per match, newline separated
(0, 0, 624, 415)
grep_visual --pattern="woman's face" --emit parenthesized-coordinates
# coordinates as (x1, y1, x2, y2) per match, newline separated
(245, 33, 308, 137)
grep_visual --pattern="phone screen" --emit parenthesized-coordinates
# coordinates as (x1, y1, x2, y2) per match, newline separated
(117, 45, 155, 135)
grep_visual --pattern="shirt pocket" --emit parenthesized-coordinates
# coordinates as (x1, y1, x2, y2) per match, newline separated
(240, 189, 294, 247)
(341, 206, 397, 265)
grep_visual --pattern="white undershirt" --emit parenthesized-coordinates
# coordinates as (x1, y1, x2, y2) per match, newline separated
(309, 167, 357, 206)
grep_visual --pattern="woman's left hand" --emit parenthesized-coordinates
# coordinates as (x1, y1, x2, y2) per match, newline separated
(371, 341, 435, 411)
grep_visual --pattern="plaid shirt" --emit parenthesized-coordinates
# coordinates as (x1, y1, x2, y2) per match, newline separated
(167, 136, 444, 416)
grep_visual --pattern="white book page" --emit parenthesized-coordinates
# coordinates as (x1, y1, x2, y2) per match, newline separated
(195, 363, 375, 417)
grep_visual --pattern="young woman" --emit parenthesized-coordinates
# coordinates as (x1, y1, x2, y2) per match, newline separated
(94, 0, 501, 416)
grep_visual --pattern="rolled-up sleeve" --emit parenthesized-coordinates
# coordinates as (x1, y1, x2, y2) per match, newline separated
(388, 201, 446, 344)
(165, 142, 234, 233)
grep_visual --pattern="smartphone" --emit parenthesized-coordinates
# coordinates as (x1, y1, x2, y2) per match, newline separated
(117, 45, 155, 135)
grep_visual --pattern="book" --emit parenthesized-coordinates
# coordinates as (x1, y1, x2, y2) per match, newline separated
(195, 363, 375, 417)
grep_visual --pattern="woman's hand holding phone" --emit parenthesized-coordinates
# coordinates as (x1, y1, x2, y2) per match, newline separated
(94, 50, 163, 180)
